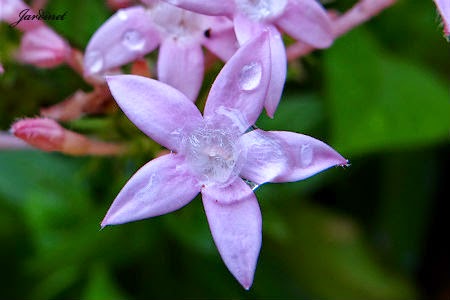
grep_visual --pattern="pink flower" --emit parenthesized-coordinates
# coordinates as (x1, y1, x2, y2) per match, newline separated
(161, 0, 334, 117)
(434, 0, 450, 38)
(84, 0, 237, 100)
(102, 32, 347, 289)
(16, 26, 71, 68)
(0, 0, 44, 31)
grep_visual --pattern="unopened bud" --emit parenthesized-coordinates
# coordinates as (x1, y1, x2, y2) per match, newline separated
(11, 118, 65, 151)
(11, 117, 126, 156)
(17, 26, 70, 68)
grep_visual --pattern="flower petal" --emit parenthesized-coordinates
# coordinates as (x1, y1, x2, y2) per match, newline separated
(84, 6, 160, 76)
(202, 16, 239, 61)
(157, 39, 204, 101)
(106, 74, 204, 152)
(102, 154, 200, 227)
(204, 30, 271, 127)
(162, 0, 235, 17)
(1, 1, 44, 31)
(434, 0, 450, 36)
(276, 0, 333, 48)
(240, 129, 347, 184)
(265, 26, 286, 118)
(233, 13, 263, 45)
(17, 26, 70, 68)
(202, 178, 262, 289)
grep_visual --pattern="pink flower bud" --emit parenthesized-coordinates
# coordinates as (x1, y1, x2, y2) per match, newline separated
(11, 117, 126, 155)
(11, 118, 65, 152)
(16, 26, 70, 68)
(0, 63, 4, 74)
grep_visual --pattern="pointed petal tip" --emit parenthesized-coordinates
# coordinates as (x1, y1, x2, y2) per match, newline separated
(241, 279, 253, 290)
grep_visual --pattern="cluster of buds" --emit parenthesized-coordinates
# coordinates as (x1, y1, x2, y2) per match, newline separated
(1, 0, 410, 290)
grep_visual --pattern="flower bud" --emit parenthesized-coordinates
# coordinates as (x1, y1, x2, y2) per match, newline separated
(11, 118, 65, 151)
(17, 26, 70, 68)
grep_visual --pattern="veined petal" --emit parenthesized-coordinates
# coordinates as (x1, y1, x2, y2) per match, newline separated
(84, 6, 160, 76)
(157, 39, 204, 101)
(202, 16, 239, 61)
(106, 75, 204, 152)
(162, 0, 235, 17)
(102, 154, 200, 227)
(240, 129, 347, 184)
(202, 178, 262, 289)
(265, 26, 286, 117)
(204, 31, 271, 127)
(276, 0, 333, 48)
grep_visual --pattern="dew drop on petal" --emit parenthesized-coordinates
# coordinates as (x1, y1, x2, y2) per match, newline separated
(117, 9, 128, 21)
(122, 30, 145, 51)
(239, 62, 262, 91)
(300, 144, 313, 167)
(84, 51, 104, 74)
(134, 173, 159, 201)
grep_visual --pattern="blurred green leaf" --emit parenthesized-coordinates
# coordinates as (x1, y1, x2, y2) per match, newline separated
(374, 151, 436, 272)
(325, 28, 450, 155)
(46, 0, 111, 48)
(83, 263, 126, 300)
(257, 93, 324, 134)
(273, 203, 416, 300)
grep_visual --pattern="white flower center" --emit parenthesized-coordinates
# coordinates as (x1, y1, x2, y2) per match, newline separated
(235, 0, 287, 21)
(148, 2, 205, 40)
(182, 127, 242, 185)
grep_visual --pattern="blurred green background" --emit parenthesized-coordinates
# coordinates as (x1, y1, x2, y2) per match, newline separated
(1, 0, 449, 299)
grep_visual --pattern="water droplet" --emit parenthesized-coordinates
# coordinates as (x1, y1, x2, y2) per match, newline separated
(239, 62, 262, 91)
(84, 51, 104, 74)
(135, 173, 159, 201)
(122, 30, 145, 51)
(243, 178, 260, 191)
(236, 0, 287, 21)
(300, 144, 313, 167)
(117, 9, 128, 21)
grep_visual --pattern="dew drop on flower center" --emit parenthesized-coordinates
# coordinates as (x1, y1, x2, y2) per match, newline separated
(182, 127, 242, 185)
(235, 0, 287, 21)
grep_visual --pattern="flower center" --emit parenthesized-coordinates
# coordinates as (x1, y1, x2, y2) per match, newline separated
(235, 0, 287, 21)
(182, 127, 242, 185)
(148, 2, 204, 40)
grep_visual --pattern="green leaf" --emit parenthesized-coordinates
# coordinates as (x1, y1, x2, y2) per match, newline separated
(325, 28, 450, 155)
(256, 93, 324, 134)
(45, 0, 111, 48)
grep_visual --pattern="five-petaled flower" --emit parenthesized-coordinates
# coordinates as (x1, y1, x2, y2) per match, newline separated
(102, 31, 347, 289)
(162, 0, 334, 116)
(84, 0, 238, 100)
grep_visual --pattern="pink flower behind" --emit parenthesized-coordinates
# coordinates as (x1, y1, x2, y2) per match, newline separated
(162, 0, 335, 116)
(102, 31, 347, 289)
(16, 26, 70, 68)
(84, 1, 238, 100)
